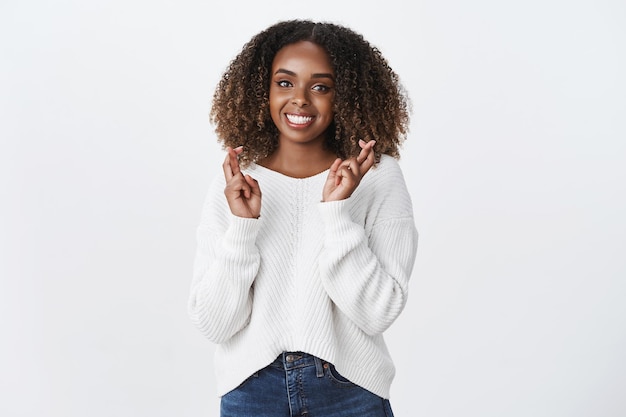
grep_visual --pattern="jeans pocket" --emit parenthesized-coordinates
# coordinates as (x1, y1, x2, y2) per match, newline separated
(231, 369, 260, 391)
(324, 362, 356, 387)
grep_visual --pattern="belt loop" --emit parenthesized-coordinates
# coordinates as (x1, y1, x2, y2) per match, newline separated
(314, 356, 324, 378)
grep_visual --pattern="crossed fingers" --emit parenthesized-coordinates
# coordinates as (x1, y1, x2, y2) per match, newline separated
(337, 139, 376, 182)
(222, 146, 261, 218)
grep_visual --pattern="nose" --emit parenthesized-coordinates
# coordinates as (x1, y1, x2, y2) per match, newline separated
(291, 87, 309, 107)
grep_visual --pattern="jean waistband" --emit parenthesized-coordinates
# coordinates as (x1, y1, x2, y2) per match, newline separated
(270, 351, 325, 375)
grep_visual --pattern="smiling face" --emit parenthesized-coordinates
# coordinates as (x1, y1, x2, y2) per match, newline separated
(269, 41, 336, 149)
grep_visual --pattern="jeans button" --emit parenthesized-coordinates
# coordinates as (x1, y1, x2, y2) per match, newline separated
(286, 354, 294, 362)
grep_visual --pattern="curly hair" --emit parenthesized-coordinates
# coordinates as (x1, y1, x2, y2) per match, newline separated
(210, 19, 411, 168)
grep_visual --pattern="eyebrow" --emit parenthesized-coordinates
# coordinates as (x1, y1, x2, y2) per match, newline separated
(274, 68, 334, 80)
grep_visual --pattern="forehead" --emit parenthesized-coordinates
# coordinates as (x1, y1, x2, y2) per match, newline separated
(272, 41, 333, 73)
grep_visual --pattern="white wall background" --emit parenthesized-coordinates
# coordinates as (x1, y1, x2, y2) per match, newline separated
(1, 1, 624, 416)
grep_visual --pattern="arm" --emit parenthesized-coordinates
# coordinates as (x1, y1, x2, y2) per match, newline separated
(318, 159, 418, 336)
(188, 211, 261, 343)
(187, 148, 262, 343)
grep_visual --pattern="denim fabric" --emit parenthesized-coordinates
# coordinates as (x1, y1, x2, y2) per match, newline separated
(220, 352, 395, 417)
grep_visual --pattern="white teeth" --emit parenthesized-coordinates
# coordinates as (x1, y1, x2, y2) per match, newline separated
(286, 114, 313, 125)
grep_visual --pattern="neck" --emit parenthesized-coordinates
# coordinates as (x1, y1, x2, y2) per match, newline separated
(259, 142, 337, 178)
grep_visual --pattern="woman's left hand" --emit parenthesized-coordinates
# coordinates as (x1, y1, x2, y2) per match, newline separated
(322, 140, 376, 202)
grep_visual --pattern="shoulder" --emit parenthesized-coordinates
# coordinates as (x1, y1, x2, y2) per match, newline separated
(352, 154, 415, 219)
(198, 171, 229, 227)
(376, 154, 404, 173)
(362, 154, 409, 190)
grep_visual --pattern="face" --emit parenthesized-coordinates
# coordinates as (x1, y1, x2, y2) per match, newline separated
(269, 41, 335, 147)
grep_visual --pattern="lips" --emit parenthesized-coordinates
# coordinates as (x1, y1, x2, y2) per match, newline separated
(285, 113, 315, 126)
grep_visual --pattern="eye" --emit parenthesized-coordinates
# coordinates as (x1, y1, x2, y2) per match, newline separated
(276, 80, 292, 88)
(312, 84, 332, 93)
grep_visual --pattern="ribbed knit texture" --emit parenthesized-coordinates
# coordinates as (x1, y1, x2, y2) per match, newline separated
(188, 154, 418, 399)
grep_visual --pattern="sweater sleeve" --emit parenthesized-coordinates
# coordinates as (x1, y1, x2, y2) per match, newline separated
(317, 160, 418, 336)
(187, 176, 262, 343)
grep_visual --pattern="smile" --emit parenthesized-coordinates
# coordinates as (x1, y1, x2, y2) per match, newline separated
(286, 114, 315, 125)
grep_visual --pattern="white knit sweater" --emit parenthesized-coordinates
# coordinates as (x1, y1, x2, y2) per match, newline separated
(188, 154, 418, 399)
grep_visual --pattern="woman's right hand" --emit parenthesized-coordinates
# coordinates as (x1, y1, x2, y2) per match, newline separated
(222, 146, 262, 218)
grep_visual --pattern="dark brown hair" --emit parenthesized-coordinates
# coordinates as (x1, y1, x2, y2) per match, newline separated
(210, 19, 411, 168)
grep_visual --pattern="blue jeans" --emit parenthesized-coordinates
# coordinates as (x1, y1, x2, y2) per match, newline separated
(220, 351, 395, 417)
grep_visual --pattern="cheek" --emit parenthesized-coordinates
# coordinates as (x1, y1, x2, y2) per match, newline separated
(269, 105, 281, 125)
(319, 97, 335, 117)
(269, 90, 286, 110)
(313, 92, 332, 106)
